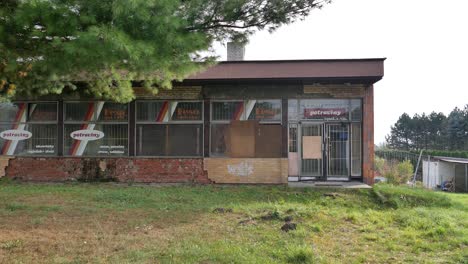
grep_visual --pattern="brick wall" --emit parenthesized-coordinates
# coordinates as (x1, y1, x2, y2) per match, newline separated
(303, 84, 366, 98)
(5, 157, 211, 183)
(204, 158, 288, 184)
(362, 85, 375, 185)
(133, 86, 202, 99)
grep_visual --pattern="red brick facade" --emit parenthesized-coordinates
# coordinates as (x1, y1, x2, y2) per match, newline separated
(5, 157, 211, 183)
(362, 85, 375, 185)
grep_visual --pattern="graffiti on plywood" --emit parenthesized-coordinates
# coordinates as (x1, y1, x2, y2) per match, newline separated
(227, 162, 253, 177)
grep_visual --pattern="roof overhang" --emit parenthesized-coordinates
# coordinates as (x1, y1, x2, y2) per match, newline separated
(185, 58, 385, 84)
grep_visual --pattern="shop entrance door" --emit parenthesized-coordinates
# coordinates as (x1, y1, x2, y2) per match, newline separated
(297, 123, 350, 181)
(299, 123, 324, 180)
(325, 124, 350, 179)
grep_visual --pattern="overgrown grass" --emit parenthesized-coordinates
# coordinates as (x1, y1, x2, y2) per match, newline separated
(0, 181, 466, 263)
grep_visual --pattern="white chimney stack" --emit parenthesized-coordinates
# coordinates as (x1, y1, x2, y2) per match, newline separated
(227, 42, 245, 61)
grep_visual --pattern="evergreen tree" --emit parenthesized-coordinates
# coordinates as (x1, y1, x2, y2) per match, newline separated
(446, 107, 467, 150)
(0, 0, 331, 102)
(427, 111, 447, 150)
(386, 113, 414, 150)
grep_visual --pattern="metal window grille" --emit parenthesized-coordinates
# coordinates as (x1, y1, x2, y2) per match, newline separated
(0, 102, 58, 156)
(135, 100, 203, 157)
(63, 102, 129, 157)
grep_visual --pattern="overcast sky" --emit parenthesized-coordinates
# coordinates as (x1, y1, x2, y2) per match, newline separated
(212, 0, 468, 144)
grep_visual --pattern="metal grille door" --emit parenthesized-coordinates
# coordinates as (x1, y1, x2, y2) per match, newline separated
(300, 124, 323, 177)
(327, 124, 349, 178)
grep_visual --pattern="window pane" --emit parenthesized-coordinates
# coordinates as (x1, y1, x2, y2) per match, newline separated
(210, 124, 230, 156)
(288, 99, 298, 120)
(168, 124, 202, 156)
(136, 101, 165, 122)
(248, 100, 281, 121)
(0, 124, 57, 156)
(171, 102, 202, 121)
(212, 101, 243, 121)
(28, 102, 57, 122)
(136, 124, 166, 156)
(350, 99, 362, 121)
(0, 102, 25, 123)
(289, 124, 298, 153)
(65, 102, 98, 122)
(351, 123, 362, 176)
(300, 99, 349, 121)
(136, 124, 202, 156)
(64, 124, 128, 156)
(98, 103, 128, 122)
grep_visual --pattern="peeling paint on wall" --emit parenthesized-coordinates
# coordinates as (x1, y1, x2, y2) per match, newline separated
(227, 162, 253, 176)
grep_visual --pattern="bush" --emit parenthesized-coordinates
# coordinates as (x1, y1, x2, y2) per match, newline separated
(375, 158, 414, 185)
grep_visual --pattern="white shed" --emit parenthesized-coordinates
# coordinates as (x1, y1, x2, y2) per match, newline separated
(422, 156, 468, 193)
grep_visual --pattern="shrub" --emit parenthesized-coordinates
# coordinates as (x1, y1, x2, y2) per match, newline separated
(375, 158, 414, 185)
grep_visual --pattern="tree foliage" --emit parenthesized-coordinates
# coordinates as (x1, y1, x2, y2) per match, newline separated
(386, 105, 468, 151)
(0, 0, 331, 102)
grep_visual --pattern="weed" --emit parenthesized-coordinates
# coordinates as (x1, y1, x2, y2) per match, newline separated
(0, 240, 23, 250)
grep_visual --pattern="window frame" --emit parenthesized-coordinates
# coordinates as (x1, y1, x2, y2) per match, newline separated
(0, 101, 59, 156)
(209, 99, 282, 157)
(135, 100, 204, 158)
(63, 101, 130, 157)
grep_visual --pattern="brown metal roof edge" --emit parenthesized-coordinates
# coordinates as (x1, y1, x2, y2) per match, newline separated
(180, 76, 383, 84)
(214, 58, 387, 64)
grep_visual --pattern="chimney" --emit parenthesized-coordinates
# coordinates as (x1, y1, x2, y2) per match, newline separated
(227, 42, 245, 61)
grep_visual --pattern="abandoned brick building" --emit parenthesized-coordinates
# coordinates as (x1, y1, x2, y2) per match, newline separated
(0, 50, 384, 184)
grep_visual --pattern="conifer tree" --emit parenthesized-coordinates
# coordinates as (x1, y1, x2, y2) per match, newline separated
(0, 0, 331, 102)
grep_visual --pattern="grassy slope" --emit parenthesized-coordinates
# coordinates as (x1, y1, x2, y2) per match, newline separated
(0, 182, 466, 264)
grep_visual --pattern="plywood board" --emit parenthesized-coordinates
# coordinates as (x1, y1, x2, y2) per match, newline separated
(255, 124, 282, 158)
(228, 120, 256, 158)
(302, 136, 322, 159)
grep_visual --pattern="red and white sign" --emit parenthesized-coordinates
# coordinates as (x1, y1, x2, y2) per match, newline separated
(70, 130, 104, 141)
(0, 130, 32, 141)
(304, 108, 348, 119)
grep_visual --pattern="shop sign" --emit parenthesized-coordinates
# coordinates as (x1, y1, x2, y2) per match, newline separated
(173, 108, 201, 120)
(103, 108, 127, 121)
(254, 107, 279, 120)
(0, 129, 32, 140)
(70, 130, 104, 141)
(304, 108, 348, 120)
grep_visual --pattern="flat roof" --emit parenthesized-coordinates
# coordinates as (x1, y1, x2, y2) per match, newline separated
(434, 156, 468, 164)
(186, 58, 385, 83)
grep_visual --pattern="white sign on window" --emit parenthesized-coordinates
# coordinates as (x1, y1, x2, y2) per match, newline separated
(0, 129, 32, 140)
(70, 130, 104, 141)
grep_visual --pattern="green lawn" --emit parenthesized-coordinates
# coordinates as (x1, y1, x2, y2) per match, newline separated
(0, 181, 466, 264)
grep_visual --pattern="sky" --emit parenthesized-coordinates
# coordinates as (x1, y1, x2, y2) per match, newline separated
(212, 0, 468, 144)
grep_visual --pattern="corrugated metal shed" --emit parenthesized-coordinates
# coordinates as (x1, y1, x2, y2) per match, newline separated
(423, 156, 468, 193)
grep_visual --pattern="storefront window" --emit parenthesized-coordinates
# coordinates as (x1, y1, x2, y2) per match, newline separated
(0, 102, 58, 156)
(288, 99, 298, 121)
(248, 100, 282, 122)
(64, 102, 128, 156)
(210, 100, 282, 157)
(211, 101, 244, 121)
(290, 99, 362, 121)
(350, 99, 362, 121)
(136, 101, 203, 156)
